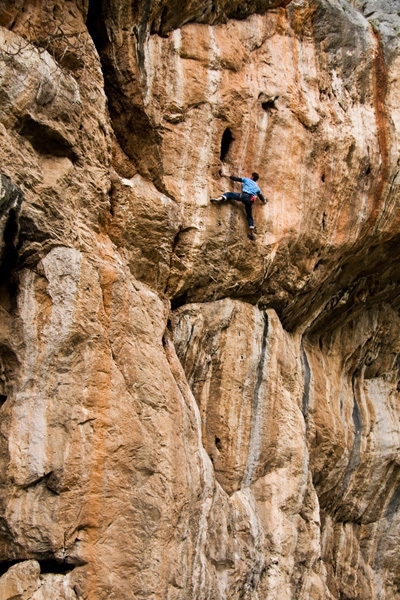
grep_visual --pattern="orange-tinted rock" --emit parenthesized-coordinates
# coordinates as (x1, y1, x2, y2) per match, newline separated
(0, 0, 400, 598)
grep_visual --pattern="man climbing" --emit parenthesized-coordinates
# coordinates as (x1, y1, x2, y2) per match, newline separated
(211, 172, 267, 240)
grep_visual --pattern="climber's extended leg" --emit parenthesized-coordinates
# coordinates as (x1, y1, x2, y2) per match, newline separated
(211, 192, 241, 203)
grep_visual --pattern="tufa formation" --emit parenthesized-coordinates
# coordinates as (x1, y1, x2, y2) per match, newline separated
(0, 0, 400, 598)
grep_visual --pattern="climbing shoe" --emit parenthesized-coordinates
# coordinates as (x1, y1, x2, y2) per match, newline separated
(211, 197, 221, 203)
(248, 231, 255, 241)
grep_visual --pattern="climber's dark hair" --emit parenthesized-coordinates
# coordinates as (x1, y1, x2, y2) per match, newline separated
(251, 172, 259, 181)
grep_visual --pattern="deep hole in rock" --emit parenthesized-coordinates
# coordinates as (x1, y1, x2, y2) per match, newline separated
(220, 128, 233, 162)
(0, 559, 75, 577)
(261, 98, 277, 112)
(0, 560, 22, 577)
(171, 293, 188, 310)
(215, 437, 222, 451)
(39, 560, 75, 574)
(0, 207, 19, 290)
(86, 0, 108, 53)
(0, 394, 7, 406)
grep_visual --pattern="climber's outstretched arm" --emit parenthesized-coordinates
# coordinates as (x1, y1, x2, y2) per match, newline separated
(258, 192, 267, 204)
(220, 172, 242, 182)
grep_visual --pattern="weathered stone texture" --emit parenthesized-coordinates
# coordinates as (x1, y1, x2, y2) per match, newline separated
(0, 0, 400, 598)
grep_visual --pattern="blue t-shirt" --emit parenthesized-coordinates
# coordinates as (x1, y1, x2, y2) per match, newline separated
(241, 177, 260, 195)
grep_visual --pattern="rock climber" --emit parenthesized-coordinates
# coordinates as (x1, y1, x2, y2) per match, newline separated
(211, 172, 267, 240)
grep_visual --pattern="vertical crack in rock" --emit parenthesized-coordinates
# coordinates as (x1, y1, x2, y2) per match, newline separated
(301, 343, 311, 426)
(339, 370, 363, 502)
(85, 0, 166, 189)
(242, 311, 269, 489)
(369, 27, 390, 231)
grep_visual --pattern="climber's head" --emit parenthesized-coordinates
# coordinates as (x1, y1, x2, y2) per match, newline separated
(251, 172, 259, 181)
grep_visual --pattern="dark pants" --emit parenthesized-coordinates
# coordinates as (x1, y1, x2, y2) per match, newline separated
(222, 192, 254, 228)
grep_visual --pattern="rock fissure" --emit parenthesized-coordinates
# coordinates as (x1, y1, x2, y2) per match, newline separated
(369, 25, 390, 232)
(0, 558, 75, 577)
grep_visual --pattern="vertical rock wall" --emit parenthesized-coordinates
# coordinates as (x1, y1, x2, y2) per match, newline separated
(0, 0, 400, 598)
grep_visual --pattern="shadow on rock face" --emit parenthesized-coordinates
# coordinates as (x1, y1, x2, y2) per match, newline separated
(0, 174, 23, 291)
(16, 115, 78, 162)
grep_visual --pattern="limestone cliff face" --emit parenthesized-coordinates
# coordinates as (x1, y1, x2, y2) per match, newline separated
(0, 0, 400, 598)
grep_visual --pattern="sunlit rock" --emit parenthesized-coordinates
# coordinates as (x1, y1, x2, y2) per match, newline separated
(0, 0, 399, 598)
